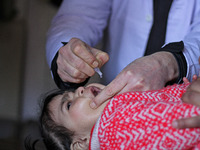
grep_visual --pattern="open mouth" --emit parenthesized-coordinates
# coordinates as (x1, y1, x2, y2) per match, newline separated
(90, 86, 101, 97)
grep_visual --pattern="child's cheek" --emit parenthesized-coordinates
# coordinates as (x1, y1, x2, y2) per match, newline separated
(71, 98, 92, 119)
(70, 98, 98, 129)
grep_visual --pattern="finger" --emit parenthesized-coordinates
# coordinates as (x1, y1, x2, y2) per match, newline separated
(68, 56, 96, 76)
(57, 53, 90, 81)
(172, 116, 200, 129)
(186, 78, 200, 92)
(71, 41, 99, 68)
(192, 74, 198, 81)
(183, 77, 189, 84)
(90, 76, 127, 109)
(57, 67, 86, 83)
(59, 46, 96, 77)
(57, 62, 88, 83)
(57, 55, 87, 78)
(90, 48, 109, 67)
(182, 91, 200, 107)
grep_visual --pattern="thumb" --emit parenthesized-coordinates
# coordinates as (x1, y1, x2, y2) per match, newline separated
(90, 47, 109, 67)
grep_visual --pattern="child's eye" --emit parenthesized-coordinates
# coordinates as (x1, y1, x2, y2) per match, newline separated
(67, 102, 71, 110)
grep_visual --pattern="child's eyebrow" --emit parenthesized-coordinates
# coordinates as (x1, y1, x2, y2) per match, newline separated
(60, 92, 70, 113)
(61, 92, 70, 102)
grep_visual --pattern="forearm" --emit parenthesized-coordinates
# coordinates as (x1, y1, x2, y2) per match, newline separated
(46, 0, 111, 68)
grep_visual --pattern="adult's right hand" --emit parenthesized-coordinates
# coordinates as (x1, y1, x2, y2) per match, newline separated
(57, 38, 109, 83)
(91, 52, 179, 108)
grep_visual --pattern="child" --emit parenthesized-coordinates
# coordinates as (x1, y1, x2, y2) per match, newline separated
(30, 82, 200, 150)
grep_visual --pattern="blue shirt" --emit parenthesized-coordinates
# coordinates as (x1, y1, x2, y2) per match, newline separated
(46, 0, 200, 84)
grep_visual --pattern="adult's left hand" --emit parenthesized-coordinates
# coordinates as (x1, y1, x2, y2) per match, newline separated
(172, 77, 200, 129)
(90, 52, 179, 108)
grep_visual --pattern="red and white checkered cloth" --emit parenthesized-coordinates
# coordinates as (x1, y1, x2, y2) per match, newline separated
(89, 83, 200, 150)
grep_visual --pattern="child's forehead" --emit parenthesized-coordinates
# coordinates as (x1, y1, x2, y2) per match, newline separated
(52, 91, 70, 102)
(49, 93, 67, 121)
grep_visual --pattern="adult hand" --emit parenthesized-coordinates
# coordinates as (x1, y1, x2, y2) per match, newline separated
(90, 52, 179, 108)
(57, 38, 109, 83)
(172, 77, 200, 129)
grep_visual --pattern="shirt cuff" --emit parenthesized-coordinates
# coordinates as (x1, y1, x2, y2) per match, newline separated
(51, 51, 89, 89)
(161, 41, 187, 84)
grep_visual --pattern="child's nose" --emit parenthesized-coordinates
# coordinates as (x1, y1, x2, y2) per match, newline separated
(76, 87, 84, 96)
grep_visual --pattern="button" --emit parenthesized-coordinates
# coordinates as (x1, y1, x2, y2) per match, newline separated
(146, 14, 152, 22)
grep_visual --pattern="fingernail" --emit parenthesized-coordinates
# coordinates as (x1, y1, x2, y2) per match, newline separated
(172, 121, 178, 128)
(90, 102, 97, 109)
(93, 61, 98, 68)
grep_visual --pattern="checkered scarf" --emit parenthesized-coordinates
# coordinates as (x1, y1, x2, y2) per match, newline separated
(90, 83, 200, 150)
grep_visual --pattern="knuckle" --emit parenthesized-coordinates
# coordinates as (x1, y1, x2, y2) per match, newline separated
(87, 57, 96, 66)
(59, 47, 67, 55)
(70, 37, 79, 43)
(72, 69, 82, 78)
(59, 48, 71, 59)
(73, 44, 82, 54)
(125, 70, 133, 78)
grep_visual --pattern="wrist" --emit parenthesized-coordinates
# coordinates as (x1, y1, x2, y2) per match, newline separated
(51, 51, 89, 89)
(151, 51, 179, 84)
(160, 41, 187, 83)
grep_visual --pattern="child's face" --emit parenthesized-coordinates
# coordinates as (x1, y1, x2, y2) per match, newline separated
(49, 83, 109, 136)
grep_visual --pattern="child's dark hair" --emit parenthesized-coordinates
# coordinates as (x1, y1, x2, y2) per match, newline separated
(25, 89, 75, 150)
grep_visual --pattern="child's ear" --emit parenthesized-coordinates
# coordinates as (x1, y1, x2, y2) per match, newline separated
(70, 137, 89, 150)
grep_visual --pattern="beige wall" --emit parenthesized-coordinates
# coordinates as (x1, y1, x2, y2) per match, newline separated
(0, 20, 24, 121)
(21, 0, 58, 121)
(0, 0, 100, 124)
(0, 0, 58, 123)
(0, 2, 101, 149)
